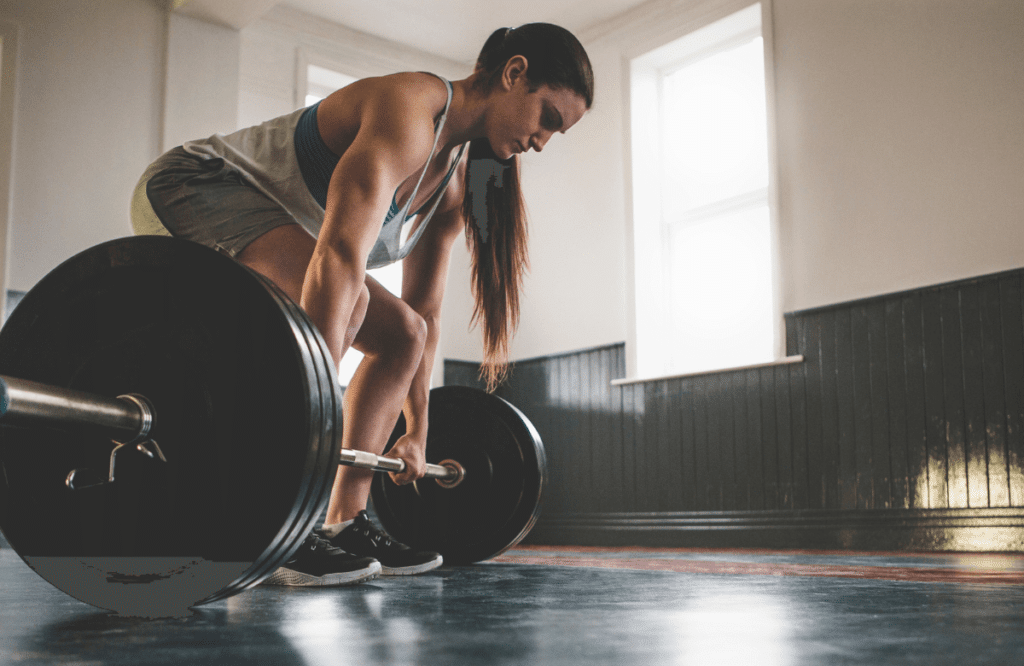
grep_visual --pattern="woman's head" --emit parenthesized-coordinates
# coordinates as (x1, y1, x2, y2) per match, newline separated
(474, 24, 594, 160)
(475, 24, 594, 108)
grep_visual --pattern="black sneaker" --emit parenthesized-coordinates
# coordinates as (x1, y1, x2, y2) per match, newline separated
(323, 511, 443, 576)
(262, 533, 381, 587)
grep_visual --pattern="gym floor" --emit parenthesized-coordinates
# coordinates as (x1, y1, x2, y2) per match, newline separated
(2, 545, 1023, 665)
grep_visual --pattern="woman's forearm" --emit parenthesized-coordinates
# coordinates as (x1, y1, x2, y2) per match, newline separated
(301, 246, 366, 368)
(402, 311, 441, 439)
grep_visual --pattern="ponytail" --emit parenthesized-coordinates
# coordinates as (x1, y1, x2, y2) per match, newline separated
(463, 24, 594, 391)
(462, 139, 527, 392)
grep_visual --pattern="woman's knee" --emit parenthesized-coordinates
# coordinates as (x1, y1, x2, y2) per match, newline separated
(357, 302, 427, 363)
(389, 307, 428, 358)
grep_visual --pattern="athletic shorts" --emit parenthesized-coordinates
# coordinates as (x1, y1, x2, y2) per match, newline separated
(130, 147, 296, 257)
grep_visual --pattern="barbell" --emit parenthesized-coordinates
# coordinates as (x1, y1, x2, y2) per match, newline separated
(0, 236, 546, 617)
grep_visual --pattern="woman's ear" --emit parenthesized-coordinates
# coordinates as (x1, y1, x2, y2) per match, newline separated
(501, 55, 529, 91)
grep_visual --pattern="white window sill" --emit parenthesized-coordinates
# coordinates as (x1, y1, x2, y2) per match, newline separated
(610, 355, 804, 387)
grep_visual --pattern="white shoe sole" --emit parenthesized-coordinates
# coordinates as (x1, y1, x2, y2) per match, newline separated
(381, 554, 443, 576)
(262, 560, 382, 587)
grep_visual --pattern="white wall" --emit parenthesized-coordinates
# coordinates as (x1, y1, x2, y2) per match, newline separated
(451, 0, 1024, 368)
(0, 0, 166, 290)
(772, 0, 1024, 311)
(163, 12, 240, 151)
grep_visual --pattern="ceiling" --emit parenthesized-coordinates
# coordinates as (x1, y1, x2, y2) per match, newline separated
(279, 0, 652, 63)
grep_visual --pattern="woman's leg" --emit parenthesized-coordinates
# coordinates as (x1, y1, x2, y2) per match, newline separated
(236, 226, 423, 525)
(324, 275, 428, 524)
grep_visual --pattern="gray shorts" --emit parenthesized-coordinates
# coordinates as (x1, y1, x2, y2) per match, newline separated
(130, 147, 296, 257)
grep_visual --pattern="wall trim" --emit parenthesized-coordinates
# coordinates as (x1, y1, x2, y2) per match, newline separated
(528, 509, 1024, 552)
(789, 262, 1024, 318)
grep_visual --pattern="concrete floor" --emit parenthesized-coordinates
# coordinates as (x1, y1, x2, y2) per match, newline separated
(2, 546, 1023, 665)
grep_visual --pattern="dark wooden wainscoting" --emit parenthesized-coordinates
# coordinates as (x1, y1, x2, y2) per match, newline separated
(445, 267, 1024, 551)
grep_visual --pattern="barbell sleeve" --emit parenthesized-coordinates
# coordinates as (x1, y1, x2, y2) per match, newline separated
(0, 375, 152, 442)
(338, 447, 464, 485)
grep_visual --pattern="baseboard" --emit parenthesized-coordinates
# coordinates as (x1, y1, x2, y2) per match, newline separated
(524, 509, 1024, 552)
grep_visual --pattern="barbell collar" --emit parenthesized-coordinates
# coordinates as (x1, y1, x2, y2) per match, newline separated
(0, 375, 152, 442)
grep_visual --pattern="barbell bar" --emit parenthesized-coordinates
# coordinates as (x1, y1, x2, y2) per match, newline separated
(0, 375, 464, 487)
(0, 235, 544, 618)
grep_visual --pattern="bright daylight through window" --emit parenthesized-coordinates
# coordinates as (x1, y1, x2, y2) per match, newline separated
(630, 3, 775, 380)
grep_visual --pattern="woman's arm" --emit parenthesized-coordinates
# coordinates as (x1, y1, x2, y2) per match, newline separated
(386, 182, 467, 483)
(302, 83, 439, 369)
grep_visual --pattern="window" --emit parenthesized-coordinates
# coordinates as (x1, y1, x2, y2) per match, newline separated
(630, 3, 776, 379)
(304, 64, 404, 386)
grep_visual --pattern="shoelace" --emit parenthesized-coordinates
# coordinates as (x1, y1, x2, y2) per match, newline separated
(355, 515, 395, 548)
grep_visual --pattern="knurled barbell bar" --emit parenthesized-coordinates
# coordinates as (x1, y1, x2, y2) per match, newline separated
(0, 236, 545, 618)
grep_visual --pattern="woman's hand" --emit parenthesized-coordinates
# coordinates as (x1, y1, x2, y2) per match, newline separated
(387, 433, 428, 485)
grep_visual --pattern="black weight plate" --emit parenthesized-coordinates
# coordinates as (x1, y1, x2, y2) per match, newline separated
(370, 386, 546, 564)
(0, 236, 340, 616)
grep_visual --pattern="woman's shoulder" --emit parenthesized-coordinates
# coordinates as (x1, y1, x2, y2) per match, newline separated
(317, 72, 450, 154)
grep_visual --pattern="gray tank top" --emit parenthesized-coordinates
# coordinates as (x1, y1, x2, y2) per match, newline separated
(179, 75, 465, 269)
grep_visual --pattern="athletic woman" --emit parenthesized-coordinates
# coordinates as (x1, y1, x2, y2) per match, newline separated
(130, 24, 594, 586)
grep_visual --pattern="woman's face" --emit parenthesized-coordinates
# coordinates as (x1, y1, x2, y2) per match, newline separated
(487, 57, 588, 160)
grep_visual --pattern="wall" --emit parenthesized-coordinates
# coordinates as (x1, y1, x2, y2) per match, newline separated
(773, 0, 1024, 312)
(448, 265, 1024, 551)
(163, 12, 240, 151)
(442, 0, 1024, 367)
(0, 0, 166, 291)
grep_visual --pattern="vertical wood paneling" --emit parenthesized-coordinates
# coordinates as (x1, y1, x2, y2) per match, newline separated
(578, 348, 593, 511)
(902, 293, 931, 509)
(980, 280, 1009, 507)
(694, 377, 713, 510)
(960, 283, 990, 508)
(885, 298, 910, 509)
(851, 305, 874, 509)
(790, 356, 809, 511)
(941, 289, 969, 508)
(835, 308, 858, 509)
(921, 289, 949, 508)
(667, 379, 686, 509)
(556, 354, 572, 514)
(867, 300, 891, 509)
(774, 364, 794, 509)
(760, 367, 779, 510)
(610, 352, 625, 513)
(745, 369, 764, 510)
(732, 371, 750, 510)
(649, 381, 667, 510)
(680, 378, 697, 510)
(721, 374, 738, 510)
(818, 310, 841, 509)
(801, 313, 825, 509)
(619, 376, 635, 512)
(1004, 277, 1024, 506)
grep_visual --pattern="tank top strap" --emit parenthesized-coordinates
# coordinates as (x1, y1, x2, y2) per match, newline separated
(391, 75, 454, 221)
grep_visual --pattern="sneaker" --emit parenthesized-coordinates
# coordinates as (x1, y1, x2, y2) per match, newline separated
(262, 533, 381, 587)
(323, 511, 443, 576)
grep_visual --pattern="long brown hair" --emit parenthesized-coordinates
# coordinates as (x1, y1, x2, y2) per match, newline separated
(462, 24, 594, 391)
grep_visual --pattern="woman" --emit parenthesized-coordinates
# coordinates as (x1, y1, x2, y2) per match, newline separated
(130, 24, 594, 586)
